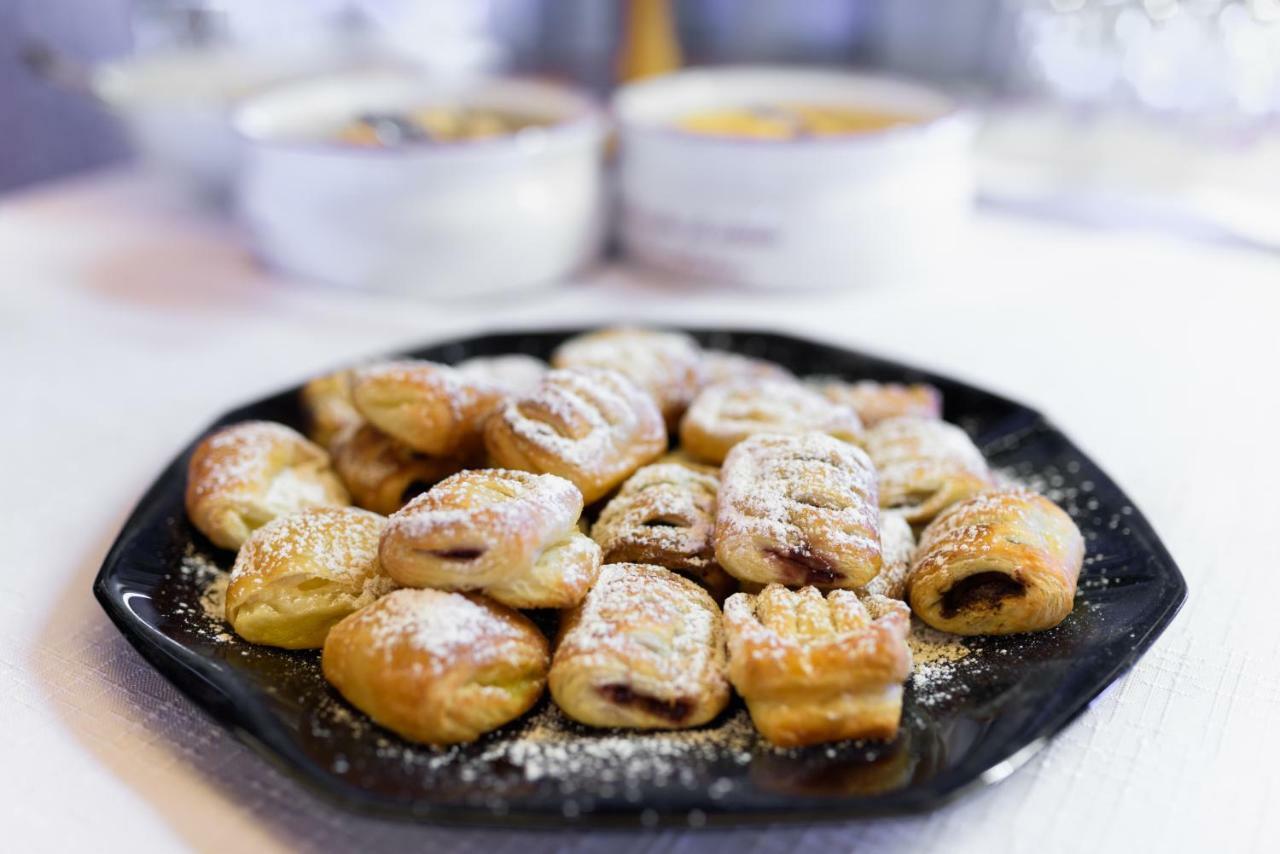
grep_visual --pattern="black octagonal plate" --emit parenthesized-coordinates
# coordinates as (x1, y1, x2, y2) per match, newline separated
(93, 328, 1186, 828)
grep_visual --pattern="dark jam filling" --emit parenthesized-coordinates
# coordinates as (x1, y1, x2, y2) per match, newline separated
(598, 684, 693, 723)
(427, 548, 487, 561)
(940, 572, 1025, 617)
(765, 547, 843, 585)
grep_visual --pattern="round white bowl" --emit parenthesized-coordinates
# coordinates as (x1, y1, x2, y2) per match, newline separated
(93, 44, 355, 197)
(613, 66, 976, 290)
(233, 73, 607, 298)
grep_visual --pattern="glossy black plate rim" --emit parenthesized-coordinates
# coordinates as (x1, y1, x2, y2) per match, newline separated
(92, 326, 1188, 829)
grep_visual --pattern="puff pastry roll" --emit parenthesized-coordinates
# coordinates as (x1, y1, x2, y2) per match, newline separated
(715, 432, 882, 588)
(322, 589, 549, 745)
(724, 585, 912, 746)
(455, 353, 548, 397)
(908, 490, 1084, 635)
(680, 379, 864, 464)
(864, 416, 991, 525)
(483, 368, 666, 504)
(185, 421, 349, 551)
(380, 469, 601, 608)
(300, 369, 362, 449)
(699, 349, 794, 388)
(330, 423, 466, 516)
(225, 506, 394, 648)
(351, 360, 504, 458)
(857, 511, 915, 600)
(590, 462, 736, 599)
(814, 379, 942, 428)
(549, 563, 730, 729)
(551, 327, 703, 428)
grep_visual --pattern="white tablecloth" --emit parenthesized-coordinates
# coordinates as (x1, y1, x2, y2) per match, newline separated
(3, 171, 1276, 853)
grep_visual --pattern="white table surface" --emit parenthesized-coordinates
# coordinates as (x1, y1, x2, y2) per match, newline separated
(3, 170, 1277, 854)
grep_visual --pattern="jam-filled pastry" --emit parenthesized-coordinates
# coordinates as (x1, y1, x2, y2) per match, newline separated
(225, 506, 394, 648)
(379, 469, 601, 609)
(185, 421, 349, 550)
(699, 350, 795, 388)
(908, 489, 1084, 635)
(857, 511, 914, 600)
(350, 360, 505, 458)
(455, 353, 548, 397)
(300, 369, 362, 449)
(550, 563, 730, 729)
(680, 379, 864, 464)
(715, 432, 882, 588)
(723, 584, 912, 746)
(330, 423, 467, 516)
(864, 416, 991, 525)
(813, 379, 942, 428)
(484, 368, 666, 504)
(590, 462, 736, 600)
(322, 589, 549, 745)
(551, 327, 703, 428)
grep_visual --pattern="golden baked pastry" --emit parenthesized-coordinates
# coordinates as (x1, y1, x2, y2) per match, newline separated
(813, 379, 942, 428)
(551, 327, 703, 428)
(724, 584, 912, 746)
(549, 563, 730, 729)
(857, 511, 915, 600)
(350, 360, 505, 458)
(590, 462, 735, 600)
(908, 490, 1085, 635)
(185, 421, 349, 551)
(715, 432, 881, 588)
(300, 369, 362, 449)
(483, 368, 667, 504)
(699, 350, 794, 388)
(680, 379, 863, 464)
(455, 353, 548, 397)
(330, 423, 467, 516)
(225, 506, 394, 648)
(379, 469, 601, 609)
(322, 589, 548, 745)
(864, 416, 991, 525)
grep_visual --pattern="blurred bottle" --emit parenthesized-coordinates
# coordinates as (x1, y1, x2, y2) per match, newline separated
(616, 0, 682, 83)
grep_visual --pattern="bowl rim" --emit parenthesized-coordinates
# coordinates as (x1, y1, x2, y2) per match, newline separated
(232, 70, 608, 160)
(612, 64, 970, 150)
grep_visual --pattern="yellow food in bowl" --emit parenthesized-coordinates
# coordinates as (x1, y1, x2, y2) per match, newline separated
(337, 107, 554, 146)
(675, 104, 915, 140)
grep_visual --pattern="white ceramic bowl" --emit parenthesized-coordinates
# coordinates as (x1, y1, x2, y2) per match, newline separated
(613, 66, 976, 290)
(93, 44, 355, 197)
(234, 72, 607, 297)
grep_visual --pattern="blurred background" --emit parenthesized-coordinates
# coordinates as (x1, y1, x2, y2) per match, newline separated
(5, 0, 1280, 290)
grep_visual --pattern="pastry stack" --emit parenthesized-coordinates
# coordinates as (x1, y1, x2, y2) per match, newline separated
(184, 328, 1085, 748)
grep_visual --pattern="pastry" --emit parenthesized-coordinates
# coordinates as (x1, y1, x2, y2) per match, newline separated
(813, 379, 942, 427)
(322, 589, 549, 744)
(723, 584, 912, 746)
(330, 423, 467, 516)
(590, 462, 736, 599)
(864, 416, 991, 525)
(699, 349, 794, 388)
(551, 327, 703, 428)
(455, 353, 548, 397)
(549, 563, 730, 729)
(185, 421, 349, 551)
(908, 489, 1085, 635)
(715, 432, 882, 588)
(680, 379, 863, 464)
(225, 506, 394, 648)
(350, 360, 505, 458)
(483, 368, 666, 504)
(857, 511, 914, 600)
(300, 369, 362, 449)
(379, 469, 601, 609)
